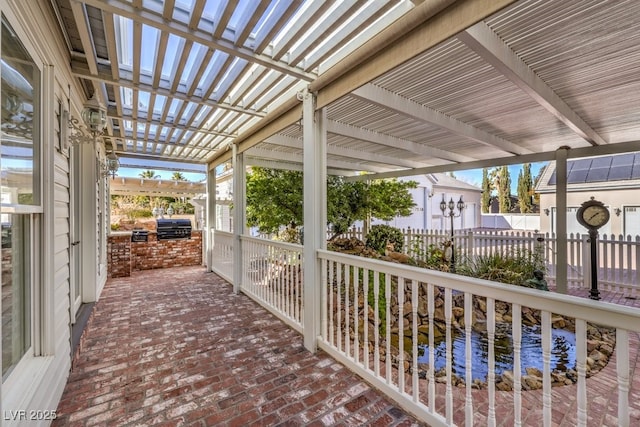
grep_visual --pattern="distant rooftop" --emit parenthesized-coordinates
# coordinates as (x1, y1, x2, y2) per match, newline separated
(548, 152, 640, 185)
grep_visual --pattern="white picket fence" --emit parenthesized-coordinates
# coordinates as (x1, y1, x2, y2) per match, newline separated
(338, 227, 640, 295)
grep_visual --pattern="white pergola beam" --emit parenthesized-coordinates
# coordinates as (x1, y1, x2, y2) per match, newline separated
(327, 120, 475, 164)
(345, 139, 640, 182)
(458, 22, 606, 147)
(244, 157, 358, 176)
(352, 84, 531, 156)
(247, 146, 397, 174)
(79, 0, 316, 81)
(72, 66, 264, 117)
(263, 135, 431, 169)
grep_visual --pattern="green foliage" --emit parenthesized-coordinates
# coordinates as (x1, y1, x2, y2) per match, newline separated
(456, 247, 545, 287)
(497, 165, 511, 213)
(110, 223, 120, 231)
(517, 163, 533, 213)
(411, 242, 449, 270)
(170, 201, 195, 214)
(275, 227, 302, 244)
(129, 208, 153, 219)
(481, 168, 491, 214)
(171, 171, 187, 181)
(365, 225, 404, 254)
(245, 167, 417, 237)
(139, 169, 159, 179)
(246, 167, 304, 234)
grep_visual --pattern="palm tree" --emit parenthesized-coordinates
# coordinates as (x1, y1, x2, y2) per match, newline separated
(139, 169, 159, 179)
(171, 171, 186, 181)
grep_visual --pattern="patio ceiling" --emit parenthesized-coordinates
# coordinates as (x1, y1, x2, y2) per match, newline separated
(52, 0, 640, 176)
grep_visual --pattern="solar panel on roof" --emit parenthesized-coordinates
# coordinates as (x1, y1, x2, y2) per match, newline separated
(568, 169, 588, 183)
(591, 157, 612, 168)
(611, 153, 635, 166)
(586, 167, 609, 182)
(607, 165, 633, 181)
(632, 164, 640, 179)
(548, 171, 556, 185)
(571, 159, 592, 170)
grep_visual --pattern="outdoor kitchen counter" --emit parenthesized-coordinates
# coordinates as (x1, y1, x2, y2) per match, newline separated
(107, 230, 202, 278)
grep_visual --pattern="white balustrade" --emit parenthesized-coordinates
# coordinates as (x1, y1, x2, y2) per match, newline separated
(239, 235, 303, 332)
(316, 249, 640, 427)
(211, 229, 234, 282)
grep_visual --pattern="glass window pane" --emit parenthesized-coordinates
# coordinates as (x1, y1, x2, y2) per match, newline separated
(2, 214, 31, 379)
(1, 16, 40, 207)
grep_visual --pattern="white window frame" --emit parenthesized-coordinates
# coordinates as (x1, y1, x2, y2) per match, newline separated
(0, 6, 55, 412)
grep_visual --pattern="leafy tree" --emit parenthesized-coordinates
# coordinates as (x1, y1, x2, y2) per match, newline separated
(246, 168, 304, 234)
(481, 168, 491, 213)
(139, 169, 160, 179)
(517, 163, 533, 213)
(496, 165, 511, 213)
(245, 167, 416, 239)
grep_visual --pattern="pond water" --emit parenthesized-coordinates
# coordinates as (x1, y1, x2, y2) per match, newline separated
(417, 324, 576, 381)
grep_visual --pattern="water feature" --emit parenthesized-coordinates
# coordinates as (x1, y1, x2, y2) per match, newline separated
(417, 324, 576, 381)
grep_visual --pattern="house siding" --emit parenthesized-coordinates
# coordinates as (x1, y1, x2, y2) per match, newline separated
(1, 0, 103, 423)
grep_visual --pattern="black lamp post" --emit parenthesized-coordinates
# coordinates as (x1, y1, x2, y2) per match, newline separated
(440, 195, 465, 272)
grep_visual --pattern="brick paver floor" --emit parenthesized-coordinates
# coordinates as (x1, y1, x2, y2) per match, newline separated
(53, 266, 424, 426)
(53, 266, 640, 426)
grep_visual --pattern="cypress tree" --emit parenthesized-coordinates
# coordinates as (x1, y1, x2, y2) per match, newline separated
(498, 165, 511, 213)
(481, 168, 491, 213)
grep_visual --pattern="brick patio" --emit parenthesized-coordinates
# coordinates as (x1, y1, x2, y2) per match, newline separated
(53, 266, 424, 426)
(53, 265, 640, 426)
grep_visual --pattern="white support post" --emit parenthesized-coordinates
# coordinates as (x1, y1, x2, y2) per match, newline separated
(206, 168, 216, 271)
(232, 144, 246, 294)
(555, 147, 569, 293)
(302, 88, 327, 352)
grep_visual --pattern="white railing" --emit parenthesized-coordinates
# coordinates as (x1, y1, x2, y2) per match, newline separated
(211, 229, 234, 282)
(317, 249, 639, 427)
(339, 227, 640, 295)
(240, 236, 304, 332)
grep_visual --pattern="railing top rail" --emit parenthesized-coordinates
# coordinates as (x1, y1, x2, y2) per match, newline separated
(241, 234, 303, 252)
(317, 249, 640, 331)
(213, 229, 234, 237)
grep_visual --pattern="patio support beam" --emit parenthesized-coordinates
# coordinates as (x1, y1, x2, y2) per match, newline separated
(206, 169, 216, 271)
(458, 23, 606, 147)
(555, 147, 569, 294)
(232, 144, 246, 294)
(302, 88, 326, 353)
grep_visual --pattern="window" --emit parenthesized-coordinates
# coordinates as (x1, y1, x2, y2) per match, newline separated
(623, 206, 640, 238)
(1, 15, 42, 380)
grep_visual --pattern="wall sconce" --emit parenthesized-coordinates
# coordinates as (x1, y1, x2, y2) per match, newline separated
(66, 93, 107, 147)
(614, 207, 621, 216)
(543, 208, 550, 216)
(101, 151, 120, 179)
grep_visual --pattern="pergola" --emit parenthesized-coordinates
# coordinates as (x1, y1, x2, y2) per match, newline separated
(54, 0, 640, 297)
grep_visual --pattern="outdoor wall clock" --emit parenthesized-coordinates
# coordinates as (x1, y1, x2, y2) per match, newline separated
(576, 197, 609, 300)
(576, 197, 610, 230)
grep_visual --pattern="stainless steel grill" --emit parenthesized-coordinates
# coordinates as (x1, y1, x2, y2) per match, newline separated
(156, 219, 192, 240)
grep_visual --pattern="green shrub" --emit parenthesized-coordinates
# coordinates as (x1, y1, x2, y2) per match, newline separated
(456, 247, 545, 287)
(129, 209, 153, 219)
(365, 224, 404, 254)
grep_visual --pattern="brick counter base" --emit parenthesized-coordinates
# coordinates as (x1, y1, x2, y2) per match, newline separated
(108, 231, 202, 278)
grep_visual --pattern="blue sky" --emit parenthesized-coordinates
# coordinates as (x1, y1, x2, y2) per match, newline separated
(116, 162, 547, 192)
(117, 167, 206, 182)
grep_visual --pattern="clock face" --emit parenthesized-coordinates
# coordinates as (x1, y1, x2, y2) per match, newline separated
(581, 205, 609, 228)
